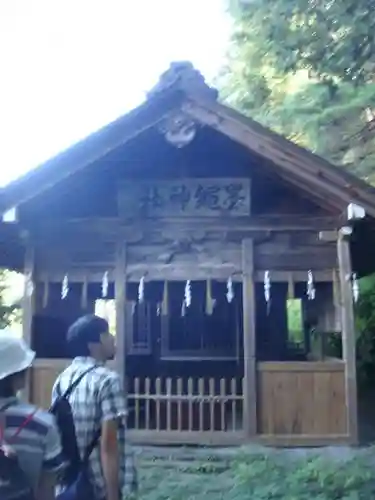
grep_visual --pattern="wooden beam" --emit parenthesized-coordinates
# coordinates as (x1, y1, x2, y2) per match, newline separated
(127, 430, 244, 446)
(337, 234, 358, 444)
(32, 215, 340, 237)
(36, 268, 335, 284)
(114, 235, 127, 388)
(127, 429, 351, 447)
(242, 238, 257, 438)
(258, 360, 345, 372)
(257, 434, 351, 447)
(22, 236, 35, 401)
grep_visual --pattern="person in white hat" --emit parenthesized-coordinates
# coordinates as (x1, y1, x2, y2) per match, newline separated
(0, 335, 36, 395)
(0, 334, 64, 500)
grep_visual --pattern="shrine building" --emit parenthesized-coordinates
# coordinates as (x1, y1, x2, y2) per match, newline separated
(1, 62, 375, 446)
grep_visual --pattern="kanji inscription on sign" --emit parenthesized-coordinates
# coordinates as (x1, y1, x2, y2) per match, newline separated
(118, 178, 251, 217)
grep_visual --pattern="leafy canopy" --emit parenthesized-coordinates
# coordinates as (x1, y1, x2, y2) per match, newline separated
(219, 0, 375, 182)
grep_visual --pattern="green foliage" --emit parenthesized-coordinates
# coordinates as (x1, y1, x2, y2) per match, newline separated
(232, 454, 374, 499)
(138, 450, 375, 499)
(229, 0, 375, 85)
(218, 0, 375, 181)
(354, 275, 375, 386)
(0, 269, 19, 329)
(287, 299, 304, 344)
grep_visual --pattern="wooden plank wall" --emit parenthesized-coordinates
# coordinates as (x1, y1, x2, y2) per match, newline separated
(257, 361, 347, 444)
(30, 360, 69, 409)
(30, 359, 115, 409)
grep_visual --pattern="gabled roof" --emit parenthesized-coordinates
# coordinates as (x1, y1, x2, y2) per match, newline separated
(2, 61, 375, 217)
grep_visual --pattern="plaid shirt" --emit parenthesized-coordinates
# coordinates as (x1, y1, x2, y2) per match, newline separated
(52, 357, 137, 500)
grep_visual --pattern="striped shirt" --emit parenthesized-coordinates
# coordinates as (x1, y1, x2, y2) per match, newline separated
(0, 397, 64, 489)
(52, 357, 137, 500)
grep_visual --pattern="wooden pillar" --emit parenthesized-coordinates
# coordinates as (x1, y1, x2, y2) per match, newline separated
(337, 233, 358, 443)
(241, 238, 257, 438)
(114, 235, 127, 388)
(22, 236, 35, 401)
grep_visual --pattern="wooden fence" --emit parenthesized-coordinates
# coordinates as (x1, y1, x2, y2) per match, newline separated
(30, 360, 349, 446)
(127, 376, 244, 444)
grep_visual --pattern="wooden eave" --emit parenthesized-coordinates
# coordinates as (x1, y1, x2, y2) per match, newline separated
(181, 96, 375, 218)
(0, 89, 185, 213)
(1, 83, 375, 219)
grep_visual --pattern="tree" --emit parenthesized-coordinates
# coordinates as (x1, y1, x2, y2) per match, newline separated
(0, 270, 21, 329)
(229, 0, 375, 85)
(218, 0, 375, 182)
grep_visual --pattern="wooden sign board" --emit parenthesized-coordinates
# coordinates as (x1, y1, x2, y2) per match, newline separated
(118, 178, 251, 218)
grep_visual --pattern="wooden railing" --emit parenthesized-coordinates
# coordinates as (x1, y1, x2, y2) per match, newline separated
(127, 377, 243, 443)
(30, 360, 349, 446)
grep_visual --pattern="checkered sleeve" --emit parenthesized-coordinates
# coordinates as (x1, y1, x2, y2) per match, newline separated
(99, 373, 127, 422)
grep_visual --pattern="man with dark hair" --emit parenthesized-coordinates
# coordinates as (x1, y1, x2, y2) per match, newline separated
(52, 315, 137, 500)
(0, 334, 64, 500)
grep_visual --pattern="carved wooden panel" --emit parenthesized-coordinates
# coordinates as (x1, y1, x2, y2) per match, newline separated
(32, 218, 338, 283)
(127, 241, 241, 266)
(118, 178, 251, 218)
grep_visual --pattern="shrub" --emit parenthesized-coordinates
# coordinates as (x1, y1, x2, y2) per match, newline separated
(138, 451, 375, 500)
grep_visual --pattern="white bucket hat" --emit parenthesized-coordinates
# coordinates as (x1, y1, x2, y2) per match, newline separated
(0, 334, 35, 381)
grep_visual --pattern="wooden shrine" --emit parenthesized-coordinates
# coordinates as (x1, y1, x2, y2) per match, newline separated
(1, 61, 375, 446)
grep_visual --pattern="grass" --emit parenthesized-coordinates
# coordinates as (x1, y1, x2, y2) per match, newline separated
(137, 447, 375, 499)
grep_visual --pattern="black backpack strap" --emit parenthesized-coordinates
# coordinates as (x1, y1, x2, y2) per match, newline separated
(83, 428, 101, 463)
(50, 365, 97, 411)
(62, 365, 97, 399)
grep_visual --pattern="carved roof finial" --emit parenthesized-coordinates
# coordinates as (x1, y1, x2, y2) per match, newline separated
(147, 61, 218, 100)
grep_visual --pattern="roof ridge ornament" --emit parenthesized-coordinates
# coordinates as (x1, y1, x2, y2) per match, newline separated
(158, 110, 197, 148)
(147, 61, 218, 101)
